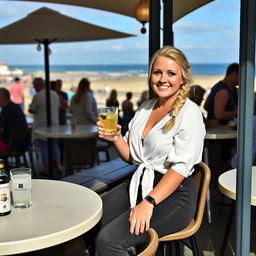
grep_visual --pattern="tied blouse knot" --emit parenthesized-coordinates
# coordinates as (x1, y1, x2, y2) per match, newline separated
(125, 98, 206, 208)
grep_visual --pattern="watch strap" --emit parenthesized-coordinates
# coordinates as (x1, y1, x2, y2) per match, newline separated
(145, 195, 156, 207)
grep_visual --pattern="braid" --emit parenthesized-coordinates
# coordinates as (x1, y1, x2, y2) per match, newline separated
(148, 46, 192, 133)
(162, 84, 189, 133)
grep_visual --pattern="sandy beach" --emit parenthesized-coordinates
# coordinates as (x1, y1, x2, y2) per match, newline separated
(0, 72, 234, 115)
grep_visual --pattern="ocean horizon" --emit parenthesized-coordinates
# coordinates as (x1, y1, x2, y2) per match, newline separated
(9, 63, 231, 76)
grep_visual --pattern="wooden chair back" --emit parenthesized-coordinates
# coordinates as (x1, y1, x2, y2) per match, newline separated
(159, 162, 211, 241)
(138, 228, 159, 256)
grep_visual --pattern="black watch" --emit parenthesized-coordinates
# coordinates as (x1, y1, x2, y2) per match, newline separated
(145, 195, 156, 207)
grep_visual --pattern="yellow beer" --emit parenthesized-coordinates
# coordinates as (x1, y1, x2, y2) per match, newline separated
(99, 107, 118, 135)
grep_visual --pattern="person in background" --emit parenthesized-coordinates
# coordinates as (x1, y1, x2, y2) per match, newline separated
(70, 78, 97, 125)
(50, 80, 56, 91)
(55, 79, 68, 125)
(106, 89, 123, 126)
(106, 89, 119, 108)
(204, 63, 239, 172)
(137, 90, 149, 108)
(204, 63, 239, 127)
(29, 78, 61, 176)
(188, 85, 206, 107)
(0, 88, 27, 152)
(85, 78, 98, 120)
(122, 92, 135, 133)
(94, 46, 205, 255)
(67, 85, 76, 103)
(9, 77, 24, 111)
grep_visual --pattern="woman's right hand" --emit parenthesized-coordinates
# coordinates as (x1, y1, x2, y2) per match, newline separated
(96, 119, 122, 142)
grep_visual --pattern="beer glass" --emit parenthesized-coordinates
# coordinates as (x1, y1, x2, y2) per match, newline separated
(98, 107, 118, 135)
(10, 168, 32, 208)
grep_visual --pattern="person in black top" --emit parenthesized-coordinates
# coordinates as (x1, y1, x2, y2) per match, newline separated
(204, 63, 239, 127)
(106, 89, 119, 108)
(0, 88, 28, 152)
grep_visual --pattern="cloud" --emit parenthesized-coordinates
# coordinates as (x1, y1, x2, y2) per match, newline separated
(108, 44, 124, 50)
(181, 44, 215, 50)
(0, 4, 30, 24)
(174, 21, 220, 34)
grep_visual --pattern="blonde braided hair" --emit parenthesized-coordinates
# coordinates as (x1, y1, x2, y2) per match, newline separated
(148, 46, 192, 133)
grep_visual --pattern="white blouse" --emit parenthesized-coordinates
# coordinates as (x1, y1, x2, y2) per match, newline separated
(125, 98, 206, 208)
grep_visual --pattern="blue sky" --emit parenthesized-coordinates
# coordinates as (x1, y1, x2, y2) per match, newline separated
(0, 0, 240, 65)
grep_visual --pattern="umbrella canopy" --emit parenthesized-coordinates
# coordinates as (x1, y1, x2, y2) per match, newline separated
(0, 7, 134, 44)
(6, 0, 214, 21)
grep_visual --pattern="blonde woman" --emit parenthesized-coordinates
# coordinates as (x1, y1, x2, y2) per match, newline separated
(95, 46, 205, 255)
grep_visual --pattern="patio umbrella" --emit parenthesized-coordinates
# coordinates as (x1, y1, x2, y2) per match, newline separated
(6, 0, 214, 51)
(6, 0, 213, 21)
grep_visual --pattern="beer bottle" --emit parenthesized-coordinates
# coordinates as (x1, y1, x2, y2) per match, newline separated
(0, 159, 11, 216)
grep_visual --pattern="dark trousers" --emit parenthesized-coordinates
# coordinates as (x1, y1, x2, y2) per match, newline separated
(94, 174, 197, 256)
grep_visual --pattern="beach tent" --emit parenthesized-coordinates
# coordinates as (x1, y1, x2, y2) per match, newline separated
(0, 7, 134, 126)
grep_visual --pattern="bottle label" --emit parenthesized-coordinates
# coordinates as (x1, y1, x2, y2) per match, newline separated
(0, 183, 11, 213)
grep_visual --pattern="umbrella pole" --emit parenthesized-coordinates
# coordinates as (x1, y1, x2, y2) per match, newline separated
(236, 0, 256, 254)
(163, 0, 174, 46)
(149, 0, 160, 60)
(149, 0, 160, 98)
(43, 39, 52, 127)
(43, 39, 54, 179)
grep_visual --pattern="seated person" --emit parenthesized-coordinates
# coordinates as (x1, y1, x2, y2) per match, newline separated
(0, 88, 28, 152)
(29, 78, 61, 175)
(205, 63, 239, 127)
(188, 85, 206, 106)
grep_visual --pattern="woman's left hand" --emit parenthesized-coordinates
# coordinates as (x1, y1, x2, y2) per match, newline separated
(129, 200, 154, 235)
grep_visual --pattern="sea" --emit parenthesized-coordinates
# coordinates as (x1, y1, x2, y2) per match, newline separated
(10, 63, 230, 77)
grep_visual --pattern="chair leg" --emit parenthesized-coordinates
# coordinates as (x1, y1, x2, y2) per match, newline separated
(105, 150, 110, 161)
(219, 200, 235, 256)
(23, 154, 28, 167)
(162, 242, 170, 256)
(15, 156, 20, 167)
(190, 236, 200, 256)
(174, 241, 182, 256)
(28, 148, 36, 178)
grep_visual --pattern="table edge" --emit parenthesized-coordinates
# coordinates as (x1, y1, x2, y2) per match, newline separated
(0, 180, 103, 255)
(218, 169, 256, 206)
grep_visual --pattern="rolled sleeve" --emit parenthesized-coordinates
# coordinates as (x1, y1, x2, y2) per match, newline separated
(167, 108, 206, 177)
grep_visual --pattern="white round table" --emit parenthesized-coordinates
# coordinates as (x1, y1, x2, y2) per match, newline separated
(218, 167, 256, 255)
(205, 125, 237, 140)
(34, 124, 97, 139)
(218, 167, 256, 205)
(0, 179, 102, 255)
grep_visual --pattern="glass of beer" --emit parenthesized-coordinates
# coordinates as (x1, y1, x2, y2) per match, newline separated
(98, 107, 118, 135)
(10, 168, 32, 208)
